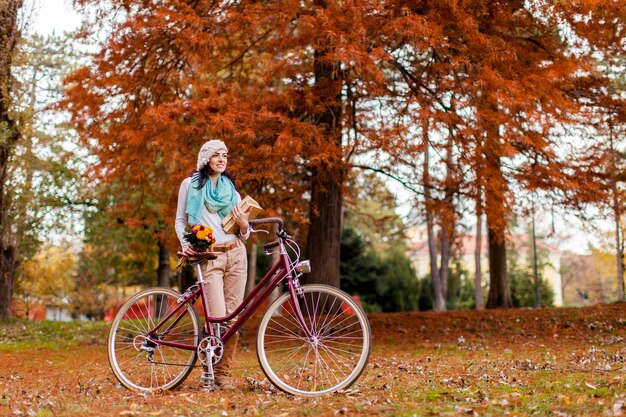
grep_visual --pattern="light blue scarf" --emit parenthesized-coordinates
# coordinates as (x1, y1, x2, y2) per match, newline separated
(186, 174, 238, 225)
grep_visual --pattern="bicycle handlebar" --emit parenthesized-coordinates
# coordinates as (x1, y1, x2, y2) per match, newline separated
(249, 217, 284, 229)
(264, 240, 280, 251)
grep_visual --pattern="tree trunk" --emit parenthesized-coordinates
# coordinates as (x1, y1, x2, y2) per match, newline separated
(438, 131, 456, 309)
(474, 191, 484, 309)
(422, 121, 445, 311)
(0, 246, 17, 318)
(483, 148, 512, 308)
(615, 210, 624, 301)
(439, 229, 451, 309)
(245, 241, 257, 296)
(531, 199, 541, 308)
(157, 237, 170, 287)
(610, 127, 625, 301)
(305, 6, 344, 288)
(484, 164, 512, 308)
(0, 0, 23, 319)
(178, 265, 195, 293)
(426, 220, 444, 310)
(485, 225, 511, 308)
(483, 120, 512, 309)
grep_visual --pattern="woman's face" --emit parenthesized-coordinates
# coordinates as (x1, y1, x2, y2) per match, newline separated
(208, 149, 228, 174)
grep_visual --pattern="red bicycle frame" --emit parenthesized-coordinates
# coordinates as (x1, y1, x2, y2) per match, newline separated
(145, 242, 312, 351)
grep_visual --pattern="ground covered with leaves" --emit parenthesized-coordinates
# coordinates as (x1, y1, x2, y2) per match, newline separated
(1, 303, 625, 417)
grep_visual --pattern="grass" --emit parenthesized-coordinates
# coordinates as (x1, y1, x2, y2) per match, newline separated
(0, 318, 109, 349)
(1, 303, 625, 416)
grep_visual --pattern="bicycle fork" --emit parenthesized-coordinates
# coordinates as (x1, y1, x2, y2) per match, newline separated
(288, 275, 316, 341)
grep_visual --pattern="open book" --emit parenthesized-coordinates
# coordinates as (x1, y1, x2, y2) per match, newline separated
(222, 195, 263, 234)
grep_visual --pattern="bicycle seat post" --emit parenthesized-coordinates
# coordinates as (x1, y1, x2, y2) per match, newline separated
(195, 264, 206, 284)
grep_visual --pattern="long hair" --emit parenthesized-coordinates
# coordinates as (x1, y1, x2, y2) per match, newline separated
(190, 164, 236, 190)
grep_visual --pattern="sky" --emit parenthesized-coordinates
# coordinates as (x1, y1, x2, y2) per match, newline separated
(26, 0, 612, 256)
(30, 0, 82, 35)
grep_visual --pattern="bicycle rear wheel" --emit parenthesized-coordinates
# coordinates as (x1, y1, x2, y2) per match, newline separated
(256, 284, 371, 396)
(107, 287, 200, 391)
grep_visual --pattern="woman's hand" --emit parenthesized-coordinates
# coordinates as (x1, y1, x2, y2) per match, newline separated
(232, 204, 252, 235)
(182, 244, 197, 256)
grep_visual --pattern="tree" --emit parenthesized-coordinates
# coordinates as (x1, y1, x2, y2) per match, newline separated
(16, 245, 75, 307)
(340, 228, 419, 313)
(0, 24, 82, 317)
(595, 57, 626, 302)
(474, 192, 484, 309)
(447, 257, 475, 310)
(0, 0, 24, 318)
(508, 242, 555, 309)
(9, 32, 90, 323)
(387, 1, 625, 308)
(78, 192, 160, 291)
(339, 228, 384, 312)
(376, 247, 420, 312)
(64, 0, 396, 290)
(607, 121, 625, 302)
(63, 0, 626, 300)
(342, 171, 405, 253)
(560, 246, 617, 306)
(341, 173, 416, 312)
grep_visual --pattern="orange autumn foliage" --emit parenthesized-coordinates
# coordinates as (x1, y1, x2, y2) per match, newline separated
(62, 1, 625, 301)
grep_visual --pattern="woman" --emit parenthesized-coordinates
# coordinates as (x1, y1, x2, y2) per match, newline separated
(175, 139, 250, 391)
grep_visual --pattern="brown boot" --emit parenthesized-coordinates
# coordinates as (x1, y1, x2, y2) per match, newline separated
(214, 332, 238, 390)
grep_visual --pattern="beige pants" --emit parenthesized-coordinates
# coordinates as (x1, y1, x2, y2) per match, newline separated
(200, 242, 247, 327)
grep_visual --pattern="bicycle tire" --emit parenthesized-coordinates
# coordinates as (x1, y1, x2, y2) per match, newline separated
(256, 284, 371, 396)
(107, 287, 200, 391)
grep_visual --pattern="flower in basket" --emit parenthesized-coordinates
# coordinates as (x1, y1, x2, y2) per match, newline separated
(185, 224, 216, 252)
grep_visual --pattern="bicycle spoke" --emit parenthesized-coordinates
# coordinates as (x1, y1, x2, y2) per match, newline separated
(319, 335, 364, 347)
(268, 343, 309, 376)
(118, 319, 148, 336)
(262, 335, 307, 345)
(295, 345, 313, 390)
(108, 289, 199, 392)
(267, 321, 307, 341)
(117, 349, 149, 367)
(317, 310, 359, 338)
(318, 343, 355, 374)
(157, 347, 174, 383)
(258, 285, 370, 396)
(315, 295, 339, 336)
(280, 304, 309, 333)
(264, 338, 307, 362)
(315, 347, 339, 388)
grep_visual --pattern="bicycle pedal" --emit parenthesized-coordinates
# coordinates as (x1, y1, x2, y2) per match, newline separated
(200, 371, 216, 390)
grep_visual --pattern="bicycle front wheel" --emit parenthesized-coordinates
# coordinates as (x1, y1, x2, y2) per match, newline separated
(256, 284, 371, 396)
(107, 287, 200, 391)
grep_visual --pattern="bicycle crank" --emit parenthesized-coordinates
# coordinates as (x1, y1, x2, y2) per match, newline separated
(197, 336, 224, 390)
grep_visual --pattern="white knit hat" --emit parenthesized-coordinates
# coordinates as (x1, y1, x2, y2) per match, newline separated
(196, 139, 227, 170)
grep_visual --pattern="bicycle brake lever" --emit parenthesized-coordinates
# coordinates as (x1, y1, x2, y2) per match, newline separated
(250, 226, 269, 235)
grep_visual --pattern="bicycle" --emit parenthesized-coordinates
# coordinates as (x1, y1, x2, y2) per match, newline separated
(107, 217, 371, 396)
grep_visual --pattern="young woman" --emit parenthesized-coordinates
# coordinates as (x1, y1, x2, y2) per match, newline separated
(175, 139, 250, 390)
